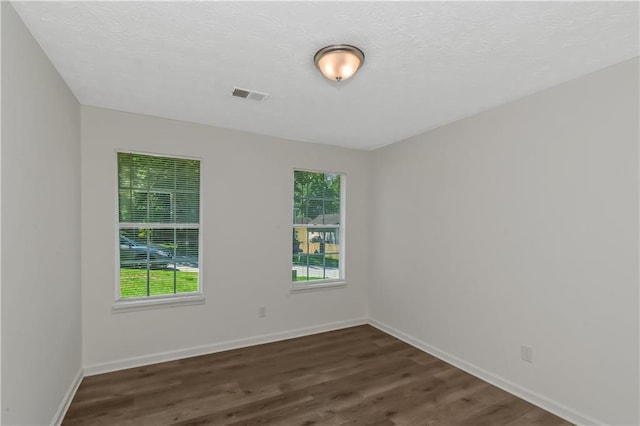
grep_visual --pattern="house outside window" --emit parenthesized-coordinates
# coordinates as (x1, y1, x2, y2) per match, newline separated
(116, 152, 201, 303)
(292, 170, 344, 287)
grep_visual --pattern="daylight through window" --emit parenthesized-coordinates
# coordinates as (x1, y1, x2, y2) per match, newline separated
(292, 170, 343, 284)
(117, 152, 201, 299)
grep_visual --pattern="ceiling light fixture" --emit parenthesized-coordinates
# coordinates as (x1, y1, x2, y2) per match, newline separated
(314, 44, 365, 82)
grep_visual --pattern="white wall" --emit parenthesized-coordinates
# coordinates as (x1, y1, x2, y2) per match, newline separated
(370, 58, 639, 425)
(0, 4, 4, 423)
(81, 106, 370, 370)
(1, 2, 82, 425)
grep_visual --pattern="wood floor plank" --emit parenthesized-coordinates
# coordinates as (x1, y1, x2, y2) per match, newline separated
(504, 408, 573, 426)
(177, 357, 420, 425)
(63, 325, 573, 426)
(457, 397, 539, 426)
(393, 382, 508, 425)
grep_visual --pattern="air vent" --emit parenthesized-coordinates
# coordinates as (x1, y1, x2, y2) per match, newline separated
(232, 87, 269, 102)
(232, 88, 250, 98)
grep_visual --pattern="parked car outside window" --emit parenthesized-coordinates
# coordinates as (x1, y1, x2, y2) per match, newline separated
(119, 235, 173, 269)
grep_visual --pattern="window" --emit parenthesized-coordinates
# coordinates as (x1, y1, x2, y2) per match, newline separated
(292, 170, 343, 286)
(117, 152, 201, 301)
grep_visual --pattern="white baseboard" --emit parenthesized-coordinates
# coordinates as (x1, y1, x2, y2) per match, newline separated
(51, 367, 84, 426)
(84, 317, 367, 376)
(368, 318, 603, 426)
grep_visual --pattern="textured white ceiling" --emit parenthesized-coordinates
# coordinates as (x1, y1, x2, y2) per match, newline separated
(12, 1, 639, 150)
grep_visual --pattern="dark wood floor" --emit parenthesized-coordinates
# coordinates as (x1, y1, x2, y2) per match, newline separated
(64, 325, 572, 425)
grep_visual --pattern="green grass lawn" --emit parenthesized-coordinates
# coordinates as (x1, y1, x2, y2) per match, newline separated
(292, 256, 339, 269)
(121, 267, 325, 298)
(293, 275, 324, 282)
(120, 268, 199, 299)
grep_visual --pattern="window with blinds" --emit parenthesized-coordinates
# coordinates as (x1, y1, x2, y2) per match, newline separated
(117, 152, 201, 300)
(292, 170, 343, 284)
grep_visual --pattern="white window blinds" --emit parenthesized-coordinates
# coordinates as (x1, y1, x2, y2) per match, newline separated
(117, 152, 201, 299)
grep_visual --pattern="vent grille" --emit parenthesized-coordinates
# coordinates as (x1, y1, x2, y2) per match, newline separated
(232, 87, 269, 102)
(232, 88, 250, 98)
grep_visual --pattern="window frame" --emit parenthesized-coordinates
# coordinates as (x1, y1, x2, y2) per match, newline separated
(112, 150, 204, 312)
(291, 168, 346, 292)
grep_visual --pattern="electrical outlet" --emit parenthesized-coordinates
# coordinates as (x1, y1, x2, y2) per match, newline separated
(259, 306, 266, 318)
(521, 345, 533, 363)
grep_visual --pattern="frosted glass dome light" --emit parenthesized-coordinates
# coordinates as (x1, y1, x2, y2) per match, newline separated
(314, 44, 365, 82)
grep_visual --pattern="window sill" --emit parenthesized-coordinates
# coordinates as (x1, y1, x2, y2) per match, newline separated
(291, 280, 346, 293)
(112, 294, 205, 313)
